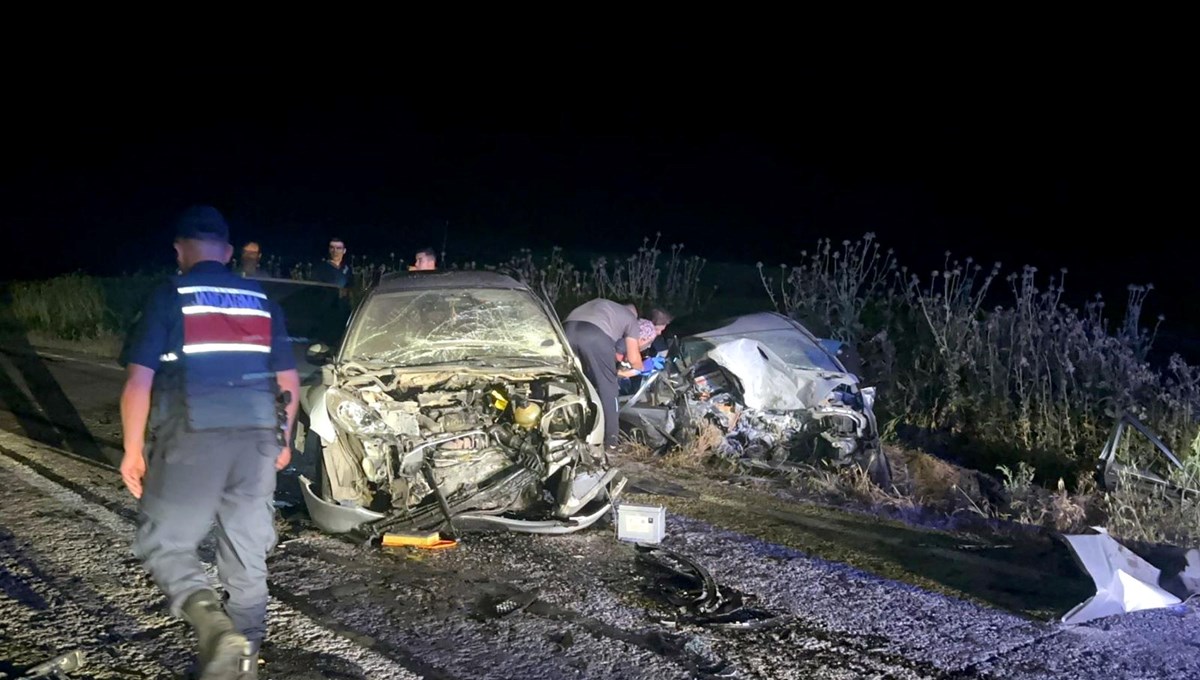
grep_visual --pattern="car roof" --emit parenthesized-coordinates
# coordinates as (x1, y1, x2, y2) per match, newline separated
(373, 270, 531, 293)
(670, 311, 798, 339)
(675, 311, 849, 373)
(689, 311, 804, 338)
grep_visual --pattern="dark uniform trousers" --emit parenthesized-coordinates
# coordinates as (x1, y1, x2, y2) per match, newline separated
(133, 424, 279, 647)
(564, 320, 621, 446)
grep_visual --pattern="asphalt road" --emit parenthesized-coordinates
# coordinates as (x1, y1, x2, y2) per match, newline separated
(1, 345, 1199, 679)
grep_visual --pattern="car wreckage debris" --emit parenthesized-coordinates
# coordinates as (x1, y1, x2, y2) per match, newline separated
(467, 579, 739, 677)
(299, 273, 624, 538)
(1061, 527, 1200, 624)
(1, 650, 87, 679)
(634, 545, 790, 630)
(618, 312, 892, 488)
(475, 587, 542, 619)
(1095, 411, 1199, 497)
(420, 462, 459, 538)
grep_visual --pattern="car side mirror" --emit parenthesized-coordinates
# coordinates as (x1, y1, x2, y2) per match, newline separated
(307, 343, 333, 364)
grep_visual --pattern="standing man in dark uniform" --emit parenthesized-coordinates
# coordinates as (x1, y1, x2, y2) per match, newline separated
(119, 205, 299, 679)
(563, 298, 644, 449)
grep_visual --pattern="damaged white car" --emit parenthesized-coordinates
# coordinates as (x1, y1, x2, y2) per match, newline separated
(618, 312, 892, 487)
(294, 271, 625, 537)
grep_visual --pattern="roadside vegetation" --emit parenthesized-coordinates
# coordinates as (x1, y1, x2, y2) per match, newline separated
(4, 234, 1198, 546)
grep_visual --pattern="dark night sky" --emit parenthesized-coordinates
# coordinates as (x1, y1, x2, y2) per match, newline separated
(3, 34, 1195, 337)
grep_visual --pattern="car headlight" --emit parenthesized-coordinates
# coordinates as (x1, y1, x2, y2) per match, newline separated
(326, 388, 391, 437)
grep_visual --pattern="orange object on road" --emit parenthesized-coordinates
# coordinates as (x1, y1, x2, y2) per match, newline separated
(381, 531, 458, 550)
(418, 538, 458, 550)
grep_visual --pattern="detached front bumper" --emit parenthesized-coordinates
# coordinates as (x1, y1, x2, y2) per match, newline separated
(455, 502, 614, 534)
(298, 475, 386, 534)
(299, 466, 626, 537)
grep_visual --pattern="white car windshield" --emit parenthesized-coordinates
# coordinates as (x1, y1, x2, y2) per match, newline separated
(342, 288, 567, 367)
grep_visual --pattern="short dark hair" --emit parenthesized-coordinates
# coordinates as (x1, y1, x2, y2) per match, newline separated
(174, 205, 230, 243)
(329, 237, 346, 246)
(649, 308, 674, 326)
(416, 247, 437, 260)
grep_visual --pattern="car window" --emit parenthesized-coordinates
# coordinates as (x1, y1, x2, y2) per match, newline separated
(342, 288, 566, 366)
(259, 280, 348, 347)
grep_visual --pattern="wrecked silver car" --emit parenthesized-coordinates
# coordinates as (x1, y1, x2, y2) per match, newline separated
(1095, 411, 1199, 500)
(619, 312, 891, 487)
(295, 271, 624, 537)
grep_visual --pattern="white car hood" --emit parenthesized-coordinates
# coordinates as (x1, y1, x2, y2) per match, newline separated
(707, 338, 856, 411)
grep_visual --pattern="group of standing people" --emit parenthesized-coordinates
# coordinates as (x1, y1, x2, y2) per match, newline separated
(228, 237, 439, 287)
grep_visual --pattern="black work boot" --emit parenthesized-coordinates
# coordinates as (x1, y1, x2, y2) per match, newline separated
(181, 590, 252, 680)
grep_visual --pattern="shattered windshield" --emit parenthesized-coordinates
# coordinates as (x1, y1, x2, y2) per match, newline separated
(342, 288, 567, 367)
(691, 329, 844, 373)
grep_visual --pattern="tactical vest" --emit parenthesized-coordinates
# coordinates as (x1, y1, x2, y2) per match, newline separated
(154, 268, 279, 432)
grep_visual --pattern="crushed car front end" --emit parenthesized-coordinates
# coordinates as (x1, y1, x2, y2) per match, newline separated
(298, 272, 624, 537)
(619, 312, 890, 487)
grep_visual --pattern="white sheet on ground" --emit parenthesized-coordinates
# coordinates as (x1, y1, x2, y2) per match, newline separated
(1061, 527, 1182, 624)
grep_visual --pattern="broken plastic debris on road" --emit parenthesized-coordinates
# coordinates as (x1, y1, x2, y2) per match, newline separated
(1061, 526, 1200, 624)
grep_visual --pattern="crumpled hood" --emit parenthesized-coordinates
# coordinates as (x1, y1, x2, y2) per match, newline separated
(707, 338, 856, 411)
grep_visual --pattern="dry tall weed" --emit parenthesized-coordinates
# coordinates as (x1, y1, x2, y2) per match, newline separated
(793, 457, 914, 511)
(1047, 478, 1089, 532)
(1102, 467, 1200, 546)
(896, 449, 982, 512)
(618, 435, 657, 462)
(762, 234, 1200, 487)
(756, 232, 1200, 544)
(662, 421, 726, 468)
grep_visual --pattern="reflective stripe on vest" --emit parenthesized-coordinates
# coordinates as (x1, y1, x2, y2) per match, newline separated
(176, 284, 272, 355)
(177, 285, 268, 299)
